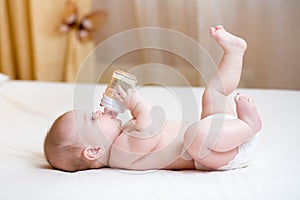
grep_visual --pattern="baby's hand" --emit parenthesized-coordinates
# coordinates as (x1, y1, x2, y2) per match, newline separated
(112, 85, 135, 109)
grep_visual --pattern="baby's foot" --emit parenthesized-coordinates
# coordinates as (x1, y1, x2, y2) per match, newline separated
(235, 93, 262, 133)
(210, 25, 247, 55)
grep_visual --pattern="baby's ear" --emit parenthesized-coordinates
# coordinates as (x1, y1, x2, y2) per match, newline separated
(83, 147, 105, 160)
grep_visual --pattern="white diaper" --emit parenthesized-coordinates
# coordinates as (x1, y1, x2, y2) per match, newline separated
(182, 113, 257, 171)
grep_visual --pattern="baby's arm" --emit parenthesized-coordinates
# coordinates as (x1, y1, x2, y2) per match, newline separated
(114, 85, 152, 129)
(109, 86, 165, 169)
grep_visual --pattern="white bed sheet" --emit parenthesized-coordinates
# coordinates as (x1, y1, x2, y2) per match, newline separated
(0, 80, 300, 200)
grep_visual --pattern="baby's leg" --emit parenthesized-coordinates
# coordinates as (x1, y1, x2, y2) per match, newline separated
(185, 94, 262, 169)
(201, 25, 247, 119)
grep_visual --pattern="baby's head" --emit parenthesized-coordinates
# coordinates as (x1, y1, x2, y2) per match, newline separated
(44, 110, 122, 172)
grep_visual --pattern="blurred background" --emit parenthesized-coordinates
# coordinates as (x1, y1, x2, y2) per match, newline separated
(0, 0, 299, 89)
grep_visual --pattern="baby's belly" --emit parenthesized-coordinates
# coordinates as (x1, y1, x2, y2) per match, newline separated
(132, 121, 192, 170)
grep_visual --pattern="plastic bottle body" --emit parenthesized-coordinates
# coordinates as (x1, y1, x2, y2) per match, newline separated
(101, 70, 137, 113)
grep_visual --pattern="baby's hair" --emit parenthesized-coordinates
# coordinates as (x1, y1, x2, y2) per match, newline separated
(44, 113, 90, 172)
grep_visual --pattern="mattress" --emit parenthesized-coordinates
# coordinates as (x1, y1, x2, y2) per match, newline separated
(0, 80, 300, 200)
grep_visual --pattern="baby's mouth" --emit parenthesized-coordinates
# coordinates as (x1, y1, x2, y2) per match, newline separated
(103, 108, 118, 118)
(106, 111, 118, 119)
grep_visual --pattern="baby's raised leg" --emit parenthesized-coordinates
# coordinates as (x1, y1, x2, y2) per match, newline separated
(201, 25, 247, 118)
(210, 94, 261, 151)
(185, 93, 262, 169)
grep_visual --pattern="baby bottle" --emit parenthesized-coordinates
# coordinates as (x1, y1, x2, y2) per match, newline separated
(101, 69, 137, 114)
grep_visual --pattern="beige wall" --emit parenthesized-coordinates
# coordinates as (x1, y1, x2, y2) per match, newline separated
(1, 0, 299, 89)
(92, 0, 300, 89)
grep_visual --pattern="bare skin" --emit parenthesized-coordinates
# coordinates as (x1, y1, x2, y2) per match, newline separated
(235, 93, 262, 133)
(183, 26, 262, 169)
(44, 25, 262, 172)
(110, 25, 261, 170)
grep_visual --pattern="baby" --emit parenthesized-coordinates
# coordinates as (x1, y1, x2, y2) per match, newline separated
(44, 25, 262, 172)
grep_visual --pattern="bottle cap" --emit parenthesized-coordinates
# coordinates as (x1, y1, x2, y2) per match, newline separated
(101, 95, 125, 113)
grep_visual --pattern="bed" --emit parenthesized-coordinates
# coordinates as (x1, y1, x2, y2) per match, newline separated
(1, 80, 299, 200)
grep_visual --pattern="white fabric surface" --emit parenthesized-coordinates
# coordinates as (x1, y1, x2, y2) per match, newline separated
(1, 80, 300, 200)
